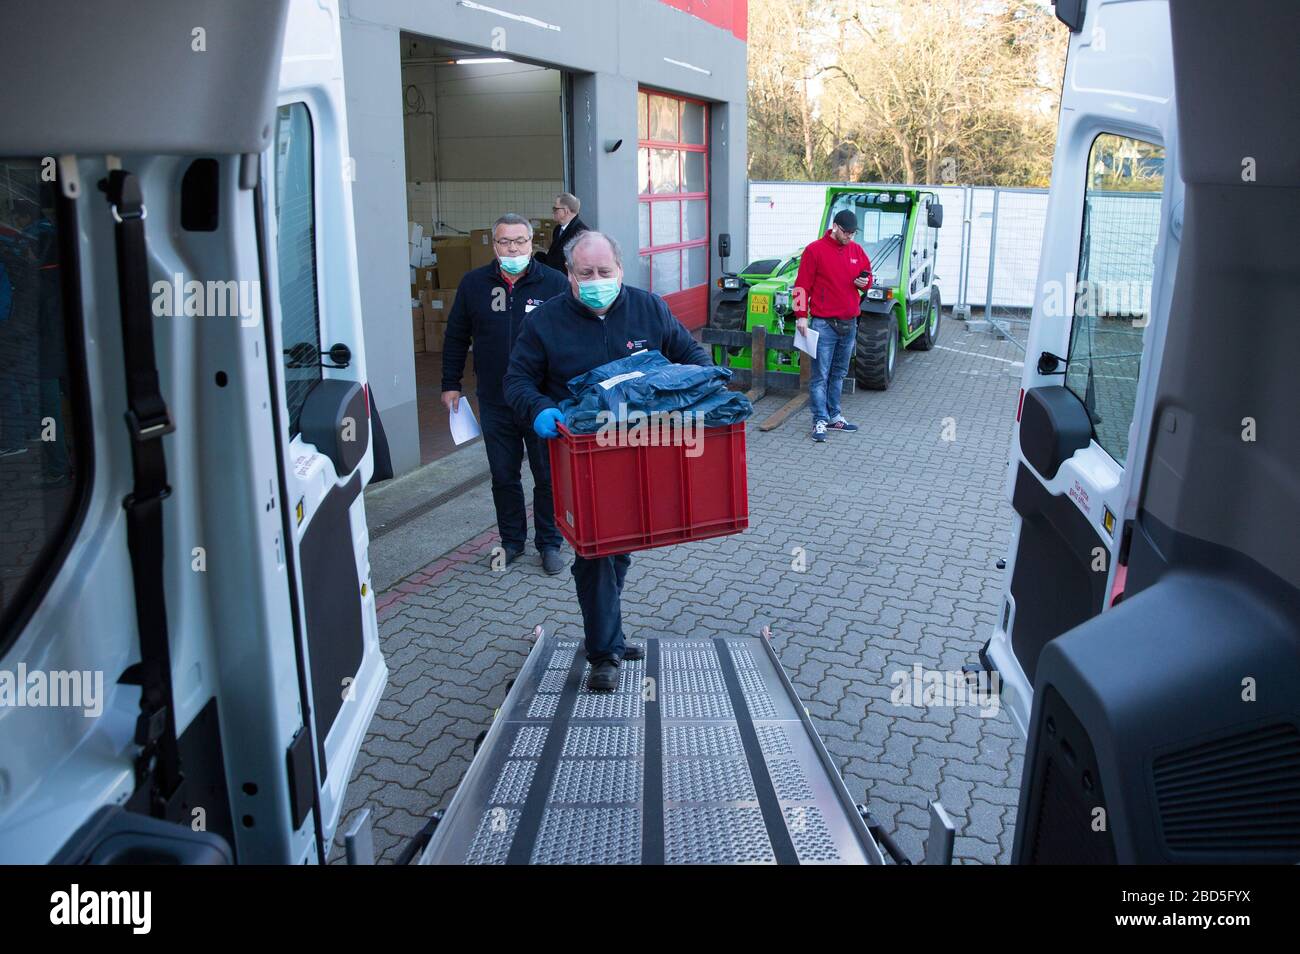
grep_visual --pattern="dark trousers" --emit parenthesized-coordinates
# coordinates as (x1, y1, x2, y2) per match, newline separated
(478, 399, 561, 552)
(572, 553, 632, 664)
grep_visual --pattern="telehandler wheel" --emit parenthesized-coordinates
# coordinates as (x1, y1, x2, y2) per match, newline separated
(711, 299, 748, 358)
(711, 299, 747, 332)
(909, 289, 942, 351)
(855, 314, 898, 390)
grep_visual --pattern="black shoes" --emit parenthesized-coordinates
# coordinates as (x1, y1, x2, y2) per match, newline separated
(541, 548, 565, 575)
(588, 661, 619, 692)
(586, 645, 642, 692)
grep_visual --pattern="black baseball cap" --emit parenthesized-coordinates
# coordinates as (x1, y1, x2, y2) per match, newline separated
(832, 209, 858, 232)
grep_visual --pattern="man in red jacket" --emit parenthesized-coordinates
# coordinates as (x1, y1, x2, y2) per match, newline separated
(793, 209, 872, 443)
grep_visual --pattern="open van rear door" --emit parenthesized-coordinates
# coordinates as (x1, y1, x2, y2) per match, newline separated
(262, 0, 387, 858)
(0, 0, 384, 864)
(984, 0, 1181, 733)
(1000, 0, 1300, 863)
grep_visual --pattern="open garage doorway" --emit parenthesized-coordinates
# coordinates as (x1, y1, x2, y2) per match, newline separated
(399, 34, 569, 464)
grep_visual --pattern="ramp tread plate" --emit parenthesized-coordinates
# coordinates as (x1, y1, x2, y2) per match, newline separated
(665, 758, 757, 802)
(665, 807, 774, 864)
(510, 725, 549, 758)
(420, 634, 882, 865)
(533, 807, 640, 865)
(563, 725, 644, 758)
(664, 724, 745, 758)
(551, 759, 642, 803)
(489, 760, 537, 804)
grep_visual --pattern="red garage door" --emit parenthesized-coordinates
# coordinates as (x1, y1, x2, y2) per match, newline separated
(636, 89, 709, 330)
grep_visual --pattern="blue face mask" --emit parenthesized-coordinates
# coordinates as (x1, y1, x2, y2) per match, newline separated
(577, 277, 621, 311)
(499, 254, 530, 275)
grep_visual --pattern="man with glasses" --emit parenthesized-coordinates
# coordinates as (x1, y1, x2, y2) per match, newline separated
(540, 192, 589, 274)
(793, 209, 872, 444)
(442, 213, 569, 574)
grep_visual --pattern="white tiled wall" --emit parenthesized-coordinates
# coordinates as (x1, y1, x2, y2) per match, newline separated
(406, 180, 564, 235)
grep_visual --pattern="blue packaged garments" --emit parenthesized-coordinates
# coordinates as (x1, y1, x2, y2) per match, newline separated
(558, 350, 753, 434)
(564, 349, 671, 396)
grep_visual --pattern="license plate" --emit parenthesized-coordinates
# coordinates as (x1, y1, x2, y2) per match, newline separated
(751, 296, 770, 315)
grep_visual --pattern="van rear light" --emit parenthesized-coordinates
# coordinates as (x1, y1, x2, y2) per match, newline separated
(1016, 388, 1025, 422)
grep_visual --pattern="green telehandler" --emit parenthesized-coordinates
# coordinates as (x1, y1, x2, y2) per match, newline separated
(711, 186, 945, 390)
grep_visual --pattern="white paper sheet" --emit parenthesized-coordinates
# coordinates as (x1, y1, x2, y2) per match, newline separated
(449, 400, 481, 445)
(794, 324, 820, 358)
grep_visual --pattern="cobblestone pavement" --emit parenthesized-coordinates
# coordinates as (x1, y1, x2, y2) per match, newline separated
(334, 321, 1028, 865)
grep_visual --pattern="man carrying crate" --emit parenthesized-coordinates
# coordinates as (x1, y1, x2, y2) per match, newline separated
(504, 231, 710, 691)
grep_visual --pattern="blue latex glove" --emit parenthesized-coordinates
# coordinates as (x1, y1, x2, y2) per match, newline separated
(533, 407, 564, 439)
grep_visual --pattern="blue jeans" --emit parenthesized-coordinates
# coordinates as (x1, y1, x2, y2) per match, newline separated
(808, 317, 856, 424)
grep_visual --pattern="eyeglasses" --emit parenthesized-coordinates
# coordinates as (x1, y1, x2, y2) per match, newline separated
(494, 237, 532, 250)
(552, 206, 566, 213)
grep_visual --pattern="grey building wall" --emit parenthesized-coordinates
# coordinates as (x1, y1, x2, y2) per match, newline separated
(340, 16, 421, 476)
(340, 0, 748, 476)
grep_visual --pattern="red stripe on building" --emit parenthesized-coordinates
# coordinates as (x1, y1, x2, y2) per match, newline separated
(657, 0, 748, 42)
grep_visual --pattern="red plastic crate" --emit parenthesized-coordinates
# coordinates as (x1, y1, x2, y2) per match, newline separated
(549, 421, 749, 558)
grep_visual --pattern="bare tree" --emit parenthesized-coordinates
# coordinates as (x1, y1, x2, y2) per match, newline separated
(748, 0, 1068, 186)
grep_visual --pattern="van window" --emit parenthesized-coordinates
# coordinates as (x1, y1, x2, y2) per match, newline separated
(0, 159, 84, 647)
(1065, 133, 1165, 465)
(273, 102, 322, 438)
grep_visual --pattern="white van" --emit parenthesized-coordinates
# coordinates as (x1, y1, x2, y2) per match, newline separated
(0, 0, 386, 863)
(1, 0, 1294, 867)
(985, 0, 1300, 863)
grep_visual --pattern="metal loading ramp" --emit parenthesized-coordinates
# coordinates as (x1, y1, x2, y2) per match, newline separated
(420, 634, 884, 865)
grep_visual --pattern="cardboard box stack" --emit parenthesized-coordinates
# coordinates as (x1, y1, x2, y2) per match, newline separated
(408, 222, 434, 269)
(433, 237, 471, 290)
(469, 228, 495, 270)
(531, 217, 557, 255)
(421, 288, 455, 354)
(412, 300, 424, 352)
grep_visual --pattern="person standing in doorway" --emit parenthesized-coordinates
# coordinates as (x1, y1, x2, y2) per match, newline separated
(541, 193, 589, 273)
(442, 213, 569, 574)
(793, 209, 872, 443)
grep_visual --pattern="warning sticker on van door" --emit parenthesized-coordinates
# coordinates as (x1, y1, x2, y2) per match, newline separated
(293, 452, 323, 481)
(1067, 479, 1091, 516)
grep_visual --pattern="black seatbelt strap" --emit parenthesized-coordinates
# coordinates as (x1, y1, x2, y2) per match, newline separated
(99, 169, 184, 818)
